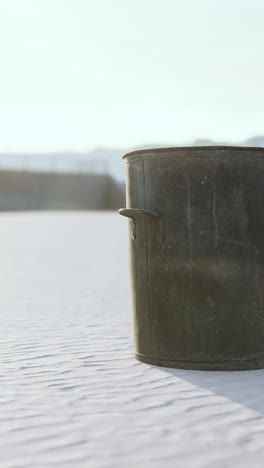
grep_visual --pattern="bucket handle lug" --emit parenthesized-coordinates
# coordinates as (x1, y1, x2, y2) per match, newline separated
(118, 208, 160, 219)
(118, 208, 161, 240)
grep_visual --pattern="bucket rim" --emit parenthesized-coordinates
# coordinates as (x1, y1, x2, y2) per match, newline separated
(122, 145, 264, 159)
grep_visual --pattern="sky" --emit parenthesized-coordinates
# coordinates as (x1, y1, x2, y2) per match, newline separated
(0, 0, 264, 152)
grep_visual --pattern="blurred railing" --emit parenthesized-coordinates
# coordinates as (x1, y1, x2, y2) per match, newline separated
(0, 154, 109, 175)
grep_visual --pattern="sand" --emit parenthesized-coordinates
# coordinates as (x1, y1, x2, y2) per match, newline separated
(0, 212, 264, 468)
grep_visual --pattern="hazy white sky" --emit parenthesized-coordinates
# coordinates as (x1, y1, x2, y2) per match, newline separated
(0, 0, 264, 151)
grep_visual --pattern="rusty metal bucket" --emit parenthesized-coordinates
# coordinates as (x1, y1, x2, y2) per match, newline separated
(119, 146, 264, 370)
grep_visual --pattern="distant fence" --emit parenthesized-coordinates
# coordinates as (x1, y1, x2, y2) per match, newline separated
(0, 170, 125, 211)
(0, 154, 110, 174)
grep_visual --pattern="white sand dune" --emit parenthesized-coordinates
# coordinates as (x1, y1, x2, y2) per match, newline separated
(0, 212, 264, 468)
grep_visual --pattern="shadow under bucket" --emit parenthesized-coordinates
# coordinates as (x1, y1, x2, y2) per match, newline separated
(119, 146, 264, 371)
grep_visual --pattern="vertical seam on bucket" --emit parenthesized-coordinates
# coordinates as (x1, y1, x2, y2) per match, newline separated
(186, 176, 193, 300)
(142, 160, 153, 352)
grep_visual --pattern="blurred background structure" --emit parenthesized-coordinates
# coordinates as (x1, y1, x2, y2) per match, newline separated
(0, 151, 125, 210)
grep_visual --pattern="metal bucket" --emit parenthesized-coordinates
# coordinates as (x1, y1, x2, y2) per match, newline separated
(119, 146, 264, 371)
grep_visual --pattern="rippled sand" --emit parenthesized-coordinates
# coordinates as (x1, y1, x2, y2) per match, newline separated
(0, 212, 264, 468)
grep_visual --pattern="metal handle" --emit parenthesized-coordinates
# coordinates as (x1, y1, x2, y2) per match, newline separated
(118, 208, 160, 240)
(118, 208, 160, 219)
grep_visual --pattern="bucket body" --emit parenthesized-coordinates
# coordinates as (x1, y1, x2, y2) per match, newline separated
(119, 146, 264, 370)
